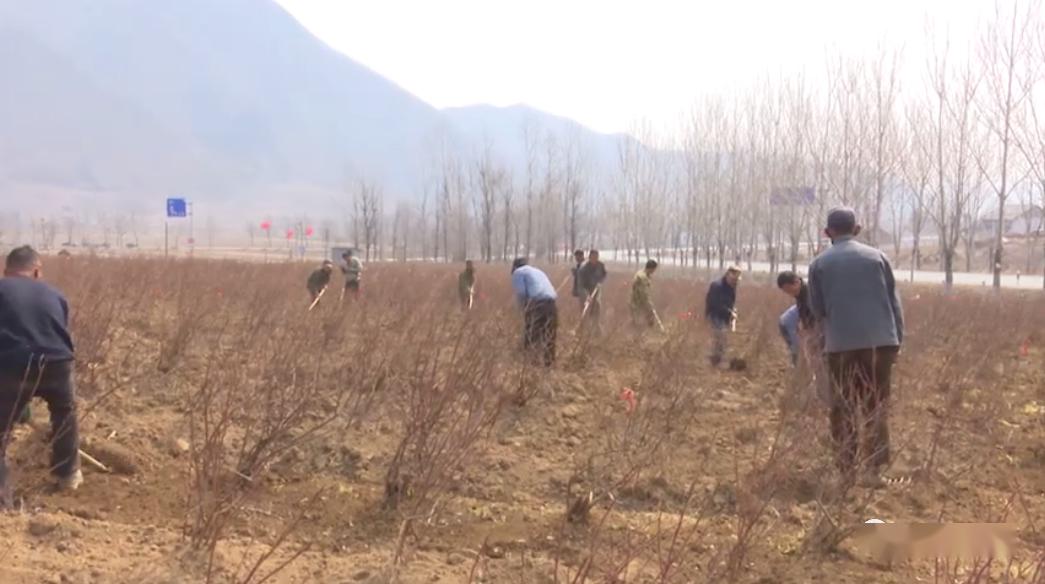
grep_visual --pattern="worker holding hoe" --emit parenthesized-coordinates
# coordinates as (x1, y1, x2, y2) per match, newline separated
(704, 266, 741, 368)
(458, 260, 476, 311)
(777, 270, 831, 407)
(340, 249, 363, 301)
(0, 246, 81, 507)
(306, 260, 334, 309)
(630, 260, 664, 332)
(776, 270, 817, 368)
(809, 207, 904, 487)
(511, 258, 558, 367)
(570, 249, 586, 308)
(577, 249, 607, 335)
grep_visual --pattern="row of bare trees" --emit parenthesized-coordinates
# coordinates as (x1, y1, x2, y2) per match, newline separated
(347, 122, 599, 265)
(341, 2, 1043, 289)
(2, 210, 145, 251)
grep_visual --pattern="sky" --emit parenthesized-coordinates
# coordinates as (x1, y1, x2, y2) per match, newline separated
(275, 0, 991, 135)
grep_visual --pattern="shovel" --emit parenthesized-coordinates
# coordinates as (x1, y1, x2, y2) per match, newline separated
(308, 286, 327, 312)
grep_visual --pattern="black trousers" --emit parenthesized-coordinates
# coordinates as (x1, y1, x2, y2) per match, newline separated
(0, 359, 80, 489)
(827, 346, 898, 475)
(523, 300, 558, 367)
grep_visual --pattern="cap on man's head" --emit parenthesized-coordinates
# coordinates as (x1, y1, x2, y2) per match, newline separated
(726, 265, 743, 275)
(826, 207, 857, 234)
(511, 257, 528, 273)
(322, 259, 334, 266)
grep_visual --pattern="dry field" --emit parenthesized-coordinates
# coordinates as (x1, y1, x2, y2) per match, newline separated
(0, 257, 1043, 584)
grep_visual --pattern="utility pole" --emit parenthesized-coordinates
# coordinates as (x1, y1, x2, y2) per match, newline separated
(188, 201, 195, 257)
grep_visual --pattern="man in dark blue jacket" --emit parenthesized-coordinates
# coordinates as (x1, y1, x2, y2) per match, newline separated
(570, 249, 586, 308)
(0, 246, 81, 506)
(705, 266, 741, 367)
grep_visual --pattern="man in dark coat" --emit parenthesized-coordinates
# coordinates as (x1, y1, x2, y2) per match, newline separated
(577, 249, 608, 334)
(704, 266, 741, 367)
(307, 260, 334, 303)
(0, 246, 81, 506)
(570, 249, 586, 309)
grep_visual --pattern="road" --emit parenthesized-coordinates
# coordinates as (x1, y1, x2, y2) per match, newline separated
(604, 252, 1044, 290)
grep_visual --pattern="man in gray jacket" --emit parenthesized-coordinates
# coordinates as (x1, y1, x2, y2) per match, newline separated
(809, 208, 903, 485)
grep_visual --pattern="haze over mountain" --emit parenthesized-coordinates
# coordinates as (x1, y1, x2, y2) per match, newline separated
(0, 0, 628, 216)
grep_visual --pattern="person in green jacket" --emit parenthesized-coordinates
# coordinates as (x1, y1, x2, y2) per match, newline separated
(630, 260, 661, 330)
(458, 260, 476, 310)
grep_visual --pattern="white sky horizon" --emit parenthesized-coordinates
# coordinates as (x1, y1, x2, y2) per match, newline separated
(274, 0, 992, 136)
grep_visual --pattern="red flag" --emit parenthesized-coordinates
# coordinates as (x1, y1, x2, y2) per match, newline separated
(619, 387, 637, 414)
(260, 220, 271, 231)
(305, 226, 314, 237)
(286, 229, 294, 240)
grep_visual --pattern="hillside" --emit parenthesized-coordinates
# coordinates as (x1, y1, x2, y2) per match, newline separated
(0, 0, 625, 213)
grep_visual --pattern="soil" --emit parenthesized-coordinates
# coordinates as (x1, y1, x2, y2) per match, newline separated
(1, 261, 1042, 583)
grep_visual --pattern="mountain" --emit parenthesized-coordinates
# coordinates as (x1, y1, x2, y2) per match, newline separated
(0, 0, 626, 215)
(442, 104, 629, 177)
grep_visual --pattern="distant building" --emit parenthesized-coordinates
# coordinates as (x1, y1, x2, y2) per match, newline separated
(974, 204, 1044, 240)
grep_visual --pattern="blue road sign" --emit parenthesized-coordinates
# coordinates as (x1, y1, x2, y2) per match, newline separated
(167, 198, 188, 218)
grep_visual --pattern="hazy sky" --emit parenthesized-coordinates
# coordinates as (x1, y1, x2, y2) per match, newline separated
(275, 0, 990, 135)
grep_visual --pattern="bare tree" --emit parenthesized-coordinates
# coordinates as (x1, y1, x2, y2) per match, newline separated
(501, 174, 516, 261)
(900, 105, 934, 277)
(536, 132, 561, 261)
(926, 31, 981, 289)
(560, 129, 588, 259)
(960, 158, 989, 272)
(617, 121, 667, 263)
(42, 217, 59, 250)
(417, 188, 430, 261)
(113, 214, 129, 249)
(780, 76, 816, 271)
(354, 179, 381, 261)
(824, 57, 871, 212)
(868, 46, 903, 247)
(1013, 18, 1045, 286)
(471, 142, 506, 263)
(521, 119, 540, 257)
(975, 0, 1037, 287)
(682, 109, 704, 268)
(62, 210, 76, 247)
(443, 156, 469, 261)
(129, 211, 141, 248)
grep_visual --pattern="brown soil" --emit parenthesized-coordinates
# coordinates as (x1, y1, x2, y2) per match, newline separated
(1, 260, 1042, 583)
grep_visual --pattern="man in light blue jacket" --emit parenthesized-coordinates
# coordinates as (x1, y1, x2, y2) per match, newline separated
(809, 207, 904, 485)
(511, 258, 558, 367)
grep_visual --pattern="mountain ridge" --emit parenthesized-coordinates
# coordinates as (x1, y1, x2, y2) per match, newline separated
(0, 0, 628, 214)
